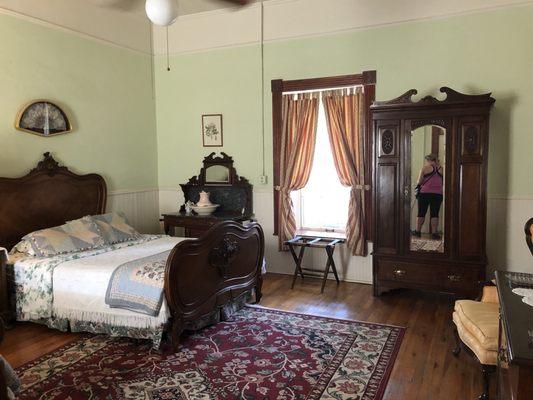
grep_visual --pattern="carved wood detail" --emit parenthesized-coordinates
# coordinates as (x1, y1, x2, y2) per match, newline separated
(372, 87, 495, 109)
(381, 130, 394, 155)
(526, 218, 533, 256)
(464, 126, 479, 154)
(210, 236, 239, 278)
(411, 119, 448, 131)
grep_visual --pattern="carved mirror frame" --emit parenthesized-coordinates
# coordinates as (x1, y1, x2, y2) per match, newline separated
(200, 152, 235, 185)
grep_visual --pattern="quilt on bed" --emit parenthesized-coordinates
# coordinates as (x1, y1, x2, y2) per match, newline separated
(105, 250, 171, 316)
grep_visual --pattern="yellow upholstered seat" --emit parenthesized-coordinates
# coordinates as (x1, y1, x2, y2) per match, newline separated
(452, 286, 499, 366)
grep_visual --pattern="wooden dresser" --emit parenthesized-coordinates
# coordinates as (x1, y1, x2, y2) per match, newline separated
(164, 152, 254, 238)
(496, 271, 533, 399)
(163, 211, 254, 238)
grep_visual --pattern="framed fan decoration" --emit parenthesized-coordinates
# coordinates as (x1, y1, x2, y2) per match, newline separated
(15, 100, 72, 137)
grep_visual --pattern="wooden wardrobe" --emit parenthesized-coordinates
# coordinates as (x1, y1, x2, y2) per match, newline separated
(371, 87, 495, 297)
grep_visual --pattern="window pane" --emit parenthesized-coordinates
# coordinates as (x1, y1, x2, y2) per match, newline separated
(296, 99, 350, 231)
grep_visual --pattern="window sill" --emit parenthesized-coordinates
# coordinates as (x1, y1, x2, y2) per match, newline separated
(295, 229, 346, 240)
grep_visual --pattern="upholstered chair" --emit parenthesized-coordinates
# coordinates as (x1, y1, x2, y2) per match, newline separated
(452, 283, 499, 400)
(452, 218, 533, 400)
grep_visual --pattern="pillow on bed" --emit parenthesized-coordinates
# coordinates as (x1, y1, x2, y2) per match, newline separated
(90, 212, 142, 244)
(9, 239, 36, 257)
(24, 218, 105, 257)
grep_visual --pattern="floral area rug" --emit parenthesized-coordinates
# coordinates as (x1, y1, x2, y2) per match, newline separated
(16, 306, 404, 399)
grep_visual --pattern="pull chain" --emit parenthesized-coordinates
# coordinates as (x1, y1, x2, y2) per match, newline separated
(166, 26, 171, 71)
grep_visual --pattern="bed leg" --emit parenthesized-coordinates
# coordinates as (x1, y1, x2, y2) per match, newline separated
(171, 317, 183, 353)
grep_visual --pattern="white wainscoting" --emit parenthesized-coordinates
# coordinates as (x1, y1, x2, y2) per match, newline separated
(107, 188, 160, 234)
(159, 187, 374, 284)
(159, 188, 533, 283)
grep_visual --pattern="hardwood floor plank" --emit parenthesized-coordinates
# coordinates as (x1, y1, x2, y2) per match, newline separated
(0, 273, 485, 399)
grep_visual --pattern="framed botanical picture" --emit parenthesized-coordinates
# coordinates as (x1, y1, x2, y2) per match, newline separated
(202, 114, 223, 147)
(15, 100, 72, 137)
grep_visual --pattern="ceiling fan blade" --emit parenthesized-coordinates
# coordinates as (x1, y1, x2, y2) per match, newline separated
(91, 0, 142, 11)
(218, 0, 251, 5)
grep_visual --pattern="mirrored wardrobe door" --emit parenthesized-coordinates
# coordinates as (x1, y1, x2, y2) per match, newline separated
(408, 124, 446, 254)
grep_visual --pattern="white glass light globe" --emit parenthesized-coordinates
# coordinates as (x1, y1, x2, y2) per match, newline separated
(145, 0, 178, 26)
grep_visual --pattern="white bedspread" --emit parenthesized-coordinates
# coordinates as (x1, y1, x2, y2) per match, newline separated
(52, 236, 185, 329)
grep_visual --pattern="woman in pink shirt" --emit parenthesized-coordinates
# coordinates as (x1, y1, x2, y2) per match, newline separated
(413, 154, 443, 240)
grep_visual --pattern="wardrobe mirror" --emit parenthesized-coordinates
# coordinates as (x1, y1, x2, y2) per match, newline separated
(410, 125, 445, 253)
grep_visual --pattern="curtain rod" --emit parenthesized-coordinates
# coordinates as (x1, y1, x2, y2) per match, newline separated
(282, 84, 364, 95)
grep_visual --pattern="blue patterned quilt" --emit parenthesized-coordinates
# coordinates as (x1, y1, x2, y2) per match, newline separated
(105, 250, 170, 316)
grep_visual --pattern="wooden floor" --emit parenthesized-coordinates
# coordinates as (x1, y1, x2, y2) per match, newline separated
(1, 273, 487, 400)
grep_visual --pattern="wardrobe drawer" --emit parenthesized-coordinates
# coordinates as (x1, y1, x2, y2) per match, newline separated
(377, 260, 441, 285)
(441, 266, 481, 290)
(376, 259, 481, 292)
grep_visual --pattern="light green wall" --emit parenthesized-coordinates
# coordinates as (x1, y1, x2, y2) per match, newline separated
(155, 46, 262, 187)
(155, 5, 533, 197)
(0, 14, 157, 191)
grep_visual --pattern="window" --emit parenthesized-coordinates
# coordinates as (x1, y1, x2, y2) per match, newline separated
(271, 71, 376, 239)
(291, 99, 350, 234)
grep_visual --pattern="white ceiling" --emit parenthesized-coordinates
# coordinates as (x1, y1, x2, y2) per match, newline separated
(91, 0, 258, 16)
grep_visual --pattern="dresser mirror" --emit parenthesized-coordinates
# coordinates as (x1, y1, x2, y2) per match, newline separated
(205, 165, 230, 184)
(410, 124, 446, 253)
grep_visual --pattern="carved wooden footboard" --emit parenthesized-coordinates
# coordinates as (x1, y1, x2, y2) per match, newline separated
(164, 221, 264, 350)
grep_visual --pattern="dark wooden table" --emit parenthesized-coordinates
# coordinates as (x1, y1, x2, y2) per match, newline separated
(162, 211, 254, 238)
(285, 235, 346, 293)
(495, 270, 533, 400)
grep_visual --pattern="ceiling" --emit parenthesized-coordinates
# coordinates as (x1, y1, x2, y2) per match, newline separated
(92, 0, 259, 16)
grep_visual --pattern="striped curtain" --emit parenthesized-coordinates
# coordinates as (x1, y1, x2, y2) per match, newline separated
(278, 92, 319, 249)
(322, 87, 368, 256)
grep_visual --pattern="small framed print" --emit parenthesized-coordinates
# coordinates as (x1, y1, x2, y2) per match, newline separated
(202, 114, 223, 147)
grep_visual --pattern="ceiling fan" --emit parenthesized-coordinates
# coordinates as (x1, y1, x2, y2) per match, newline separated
(94, 0, 252, 26)
(146, 0, 251, 26)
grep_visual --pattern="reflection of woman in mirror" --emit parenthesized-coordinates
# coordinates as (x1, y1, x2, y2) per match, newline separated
(413, 154, 443, 240)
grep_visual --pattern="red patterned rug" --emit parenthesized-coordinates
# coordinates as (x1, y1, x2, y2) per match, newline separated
(16, 306, 404, 399)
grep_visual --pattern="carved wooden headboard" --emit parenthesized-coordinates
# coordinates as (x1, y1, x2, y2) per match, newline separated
(526, 218, 533, 256)
(0, 152, 107, 251)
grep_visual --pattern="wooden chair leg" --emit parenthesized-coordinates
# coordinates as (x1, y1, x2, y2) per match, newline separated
(452, 326, 462, 356)
(479, 364, 495, 400)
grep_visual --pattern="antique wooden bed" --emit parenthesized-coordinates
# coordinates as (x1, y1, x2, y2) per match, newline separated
(0, 152, 264, 350)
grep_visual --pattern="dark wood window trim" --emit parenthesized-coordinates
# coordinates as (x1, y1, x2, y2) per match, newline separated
(271, 70, 376, 240)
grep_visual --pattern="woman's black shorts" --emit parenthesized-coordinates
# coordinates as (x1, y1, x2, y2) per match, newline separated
(417, 193, 443, 218)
